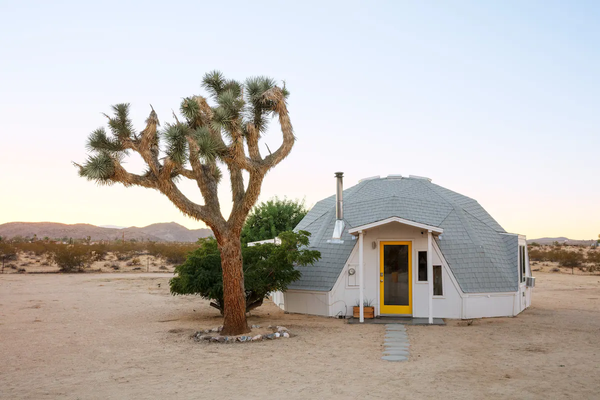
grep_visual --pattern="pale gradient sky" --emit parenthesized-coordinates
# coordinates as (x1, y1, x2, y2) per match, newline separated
(1, 1, 598, 240)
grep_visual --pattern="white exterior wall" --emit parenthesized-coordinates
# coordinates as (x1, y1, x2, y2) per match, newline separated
(281, 223, 531, 320)
(519, 235, 533, 312)
(283, 290, 329, 316)
(328, 222, 464, 318)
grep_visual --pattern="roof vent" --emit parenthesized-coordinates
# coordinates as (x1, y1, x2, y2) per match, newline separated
(328, 172, 345, 244)
(408, 175, 432, 182)
(358, 175, 380, 183)
(386, 174, 403, 179)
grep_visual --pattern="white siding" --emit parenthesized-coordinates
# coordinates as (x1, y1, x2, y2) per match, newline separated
(283, 291, 329, 316)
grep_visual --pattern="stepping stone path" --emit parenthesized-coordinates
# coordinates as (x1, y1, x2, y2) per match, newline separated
(382, 324, 409, 362)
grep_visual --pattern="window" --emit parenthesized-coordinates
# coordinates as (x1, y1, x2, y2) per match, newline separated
(418, 251, 428, 281)
(519, 245, 526, 282)
(433, 265, 443, 296)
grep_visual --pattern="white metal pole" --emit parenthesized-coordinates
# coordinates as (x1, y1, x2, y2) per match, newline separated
(359, 230, 364, 323)
(427, 230, 433, 324)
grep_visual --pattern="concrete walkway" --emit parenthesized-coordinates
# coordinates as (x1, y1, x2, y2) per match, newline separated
(381, 324, 409, 362)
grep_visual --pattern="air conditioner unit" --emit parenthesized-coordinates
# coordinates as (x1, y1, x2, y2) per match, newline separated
(526, 276, 535, 288)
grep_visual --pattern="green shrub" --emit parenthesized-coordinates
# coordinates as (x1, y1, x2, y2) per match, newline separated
(170, 230, 320, 314)
(49, 245, 93, 272)
(241, 198, 308, 244)
(0, 242, 17, 261)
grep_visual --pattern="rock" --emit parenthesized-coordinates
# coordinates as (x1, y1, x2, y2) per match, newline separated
(237, 336, 249, 342)
(276, 326, 289, 332)
(274, 332, 281, 338)
(282, 332, 290, 338)
(251, 324, 260, 329)
(211, 327, 219, 332)
(252, 335, 263, 341)
(217, 326, 223, 332)
(197, 335, 212, 341)
(210, 336, 220, 342)
(265, 333, 276, 340)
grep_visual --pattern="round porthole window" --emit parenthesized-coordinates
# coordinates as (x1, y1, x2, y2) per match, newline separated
(348, 267, 356, 276)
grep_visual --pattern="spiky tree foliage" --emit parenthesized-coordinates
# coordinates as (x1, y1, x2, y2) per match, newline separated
(75, 71, 295, 335)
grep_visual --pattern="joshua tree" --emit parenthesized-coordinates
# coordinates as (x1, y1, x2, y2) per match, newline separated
(75, 71, 295, 335)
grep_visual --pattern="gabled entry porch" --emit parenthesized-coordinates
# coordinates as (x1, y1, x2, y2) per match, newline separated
(348, 217, 443, 324)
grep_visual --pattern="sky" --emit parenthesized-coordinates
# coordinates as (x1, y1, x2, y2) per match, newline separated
(0, 0, 598, 240)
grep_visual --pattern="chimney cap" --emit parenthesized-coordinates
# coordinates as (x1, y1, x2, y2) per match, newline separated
(334, 172, 344, 178)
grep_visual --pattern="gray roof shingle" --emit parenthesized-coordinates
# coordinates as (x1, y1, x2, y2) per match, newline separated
(290, 176, 520, 293)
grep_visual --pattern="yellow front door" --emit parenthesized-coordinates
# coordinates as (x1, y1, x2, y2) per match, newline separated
(380, 241, 412, 315)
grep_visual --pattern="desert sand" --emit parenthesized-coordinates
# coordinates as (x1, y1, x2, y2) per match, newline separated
(1, 271, 599, 399)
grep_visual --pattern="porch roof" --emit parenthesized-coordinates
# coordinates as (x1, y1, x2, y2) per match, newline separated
(348, 216, 443, 235)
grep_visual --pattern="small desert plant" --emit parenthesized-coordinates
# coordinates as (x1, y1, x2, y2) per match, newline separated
(355, 298, 374, 307)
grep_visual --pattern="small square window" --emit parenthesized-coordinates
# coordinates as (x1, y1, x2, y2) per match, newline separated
(433, 265, 443, 296)
(418, 251, 427, 281)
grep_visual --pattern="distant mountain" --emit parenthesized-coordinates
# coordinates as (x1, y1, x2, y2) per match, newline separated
(123, 222, 212, 242)
(528, 237, 597, 246)
(98, 225, 126, 229)
(0, 222, 212, 242)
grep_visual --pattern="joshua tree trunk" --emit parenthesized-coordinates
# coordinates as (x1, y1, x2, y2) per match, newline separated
(75, 71, 295, 336)
(216, 235, 250, 335)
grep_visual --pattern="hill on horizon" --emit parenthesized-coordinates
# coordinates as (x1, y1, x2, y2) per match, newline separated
(528, 237, 598, 246)
(0, 222, 212, 242)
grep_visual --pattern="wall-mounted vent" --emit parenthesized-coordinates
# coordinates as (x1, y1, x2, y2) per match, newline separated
(526, 276, 535, 287)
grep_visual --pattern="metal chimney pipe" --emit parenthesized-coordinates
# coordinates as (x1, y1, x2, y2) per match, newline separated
(335, 172, 344, 220)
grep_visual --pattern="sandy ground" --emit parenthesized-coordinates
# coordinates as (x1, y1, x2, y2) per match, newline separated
(0, 272, 599, 400)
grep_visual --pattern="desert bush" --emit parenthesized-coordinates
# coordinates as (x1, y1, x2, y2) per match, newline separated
(558, 251, 583, 268)
(170, 231, 320, 314)
(0, 242, 18, 261)
(586, 251, 600, 265)
(151, 243, 197, 265)
(89, 244, 108, 262)
(112, 242, 137, 261)
(529, 247, 585, 267)
(17, 268, 26, 273)
(49, 245, 93, 272)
